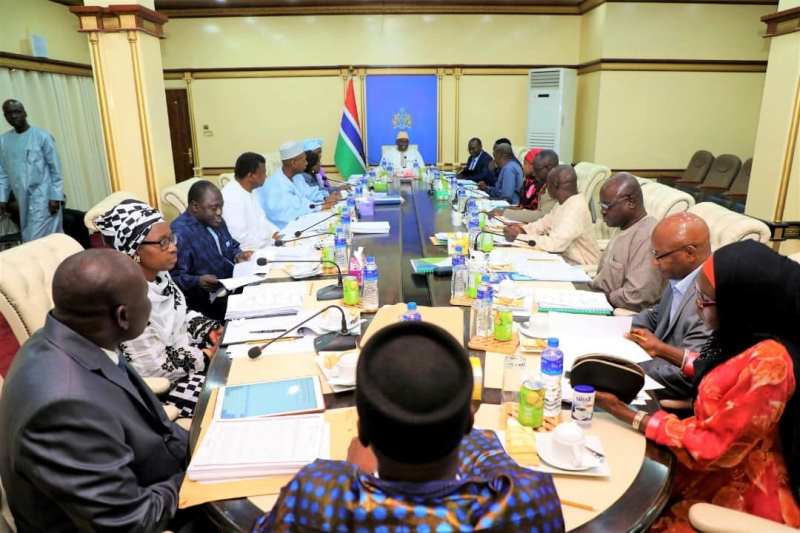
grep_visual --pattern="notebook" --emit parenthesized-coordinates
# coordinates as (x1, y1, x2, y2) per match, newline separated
(214, 376, 325, 421)
(410, 256, 452, 274)
(534, 288, 613, 315)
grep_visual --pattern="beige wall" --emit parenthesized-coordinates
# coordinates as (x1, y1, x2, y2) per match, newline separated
(0, 0, 89, 64)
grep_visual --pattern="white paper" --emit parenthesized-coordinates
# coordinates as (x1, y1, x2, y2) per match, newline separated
(351, 221, 390, 234)
(559, 336, 651, 370)
(282, 211, 335, 239)
(547, 313, 632, 339)
(514, 262, 592, 282)
(223, 309, 361, 345)
(225, 282, 306, 320)
(232, 258, 270, 278)
(224, 336, 317, 358)
(187, 415, 328, 481)
(534, 289, 614, 314)
(218, 275, 266, 291)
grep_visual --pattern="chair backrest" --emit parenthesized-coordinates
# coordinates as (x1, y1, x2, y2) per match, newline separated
(700, 154, 741, 190)
(0, 234, 83, 345)
(681, 150, 715, 184)
(381, 145, 420, 157)
(789, 252, 800, 265)
(688, 202, 771, 251)
(641, 180, 695, 221)
(161, 177, 204, 221)
(84, 191, 143, 234)
(0, 373, 15, 533)
(726, 158, 752, 196)
(264, 152, 283, 177)
(218, 173, 233, 189)
(574, 162, 612, 223)
(512, 145, 528, 161)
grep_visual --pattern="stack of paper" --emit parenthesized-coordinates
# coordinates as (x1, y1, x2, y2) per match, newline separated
(351, 221, 390, 234)
(225, 283, 305, 320)
(283, 212, 335, 238)
(187, 415, 329, 482)
(513, 261, 592, 283)
(534, 289, 613, 315)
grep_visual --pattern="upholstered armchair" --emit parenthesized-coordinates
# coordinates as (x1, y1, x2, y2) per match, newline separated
(218, 172, 233, 189)
(688, 202, 770, 251)
(160, 177, 202, 221)
(0, 234, 176, 419)
(574, 161, 611, 224)
(640, 180, 695, 221)
(689, 503, 797, 532)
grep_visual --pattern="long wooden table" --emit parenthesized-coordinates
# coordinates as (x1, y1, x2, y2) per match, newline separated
(190, 180, 673, 532)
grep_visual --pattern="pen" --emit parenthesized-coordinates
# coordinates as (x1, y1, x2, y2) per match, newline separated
(249, 329, 287, 334)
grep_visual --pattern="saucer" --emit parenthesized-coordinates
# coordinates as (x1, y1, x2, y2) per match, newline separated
(535, 433, 602, 472)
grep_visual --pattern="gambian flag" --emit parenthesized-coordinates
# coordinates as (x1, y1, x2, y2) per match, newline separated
(334, 78, 367, 177)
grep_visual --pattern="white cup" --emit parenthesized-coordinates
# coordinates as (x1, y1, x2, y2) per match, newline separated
(551, 421, 586, 468)
(498, 279, 517, 300)
(332, 350, 358, 383)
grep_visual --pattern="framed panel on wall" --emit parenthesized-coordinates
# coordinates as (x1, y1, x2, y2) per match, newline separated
(365, 75, 438, 165)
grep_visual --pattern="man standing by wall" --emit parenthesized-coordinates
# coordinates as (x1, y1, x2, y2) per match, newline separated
(0, 99, 64, 242)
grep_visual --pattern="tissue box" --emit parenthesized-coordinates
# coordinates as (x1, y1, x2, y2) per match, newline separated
(357, 198, 374, 217)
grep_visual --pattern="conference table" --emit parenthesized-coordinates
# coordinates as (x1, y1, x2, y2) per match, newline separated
(189, 180, 674, 532)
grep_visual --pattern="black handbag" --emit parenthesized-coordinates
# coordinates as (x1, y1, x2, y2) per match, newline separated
(569, 354, 645, 404)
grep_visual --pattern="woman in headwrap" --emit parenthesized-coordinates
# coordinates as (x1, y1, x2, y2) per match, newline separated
(596, 240, 800, 530)
(96, 199, 221, 417)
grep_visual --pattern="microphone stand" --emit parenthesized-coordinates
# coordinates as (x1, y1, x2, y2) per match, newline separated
(275, 233, 330, 247)
(247, 304, 357, 358)
(472, 230, 536, 251)
(292, 212, 338, 238)
(256, 258, 344, 300)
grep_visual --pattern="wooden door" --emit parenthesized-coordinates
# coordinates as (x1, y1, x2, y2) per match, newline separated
(165, 89, 194, 182)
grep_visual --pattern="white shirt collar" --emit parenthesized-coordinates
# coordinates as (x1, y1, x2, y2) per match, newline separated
(102, 348, 120, 365)
(670, 264, 703, 296)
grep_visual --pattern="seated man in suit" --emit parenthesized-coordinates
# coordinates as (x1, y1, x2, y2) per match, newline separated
(478, 142, 523, 204)
(627, 212, 713, 399)
(503, 165, 601, 265)
(254, 321, 564, 532)
(456, 137, 494, 185)
(590, 173, 663, 311)
(0, 249, 189, 532)
(171, 180, 253, 321)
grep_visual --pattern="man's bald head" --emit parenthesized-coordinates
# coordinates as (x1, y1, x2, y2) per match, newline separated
(546, 165, 578, 203)
(52, 249, 151, 348)
(651, 212, 711, 280)
(599, 173, 645, 229)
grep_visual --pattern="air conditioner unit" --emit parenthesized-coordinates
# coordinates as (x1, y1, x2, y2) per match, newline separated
(527, 68, 577, 163)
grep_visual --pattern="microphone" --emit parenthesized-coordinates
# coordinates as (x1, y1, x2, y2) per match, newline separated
(473, 230, 535, 250)
(478, 210, 513, 226)
(256, 257, 344, 300)
(275, 233, 328, 247)
(247, 304, 357, 358)
(292, 213, 338, 238)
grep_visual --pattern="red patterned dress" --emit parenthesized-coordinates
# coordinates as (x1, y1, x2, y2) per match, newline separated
(646, 339, 800, 532)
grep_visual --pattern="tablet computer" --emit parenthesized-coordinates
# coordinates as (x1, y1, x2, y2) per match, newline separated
(214, 376, 325, 421)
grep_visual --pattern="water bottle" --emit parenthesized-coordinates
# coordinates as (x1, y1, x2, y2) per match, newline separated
(341, 212, 353, 245)
(346, 196, 357, 221)
(456, 186, 467, 213)
(467, 213, 481, 251)
(466, 252, 485, 299)
(348, 253, 363, 286)
(334, 227, 348, 272)
(474, 275, 494, 337)
(361, 256, 379, 311)
(386, 162, 394, 177)
(502, 352, 527, 406)
(449, 176, 458, 202)
(412, 159, 420, 178)
(540, 337, 564, 418)
(471, 284, 486, 337)
(450, 246, 468, 299)
(402, 301, 422, 321)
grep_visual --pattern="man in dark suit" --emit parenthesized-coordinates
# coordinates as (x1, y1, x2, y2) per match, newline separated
(626, 212, 713, 400)
(456, 137, 494, 185)
(0, 249, 189, 532)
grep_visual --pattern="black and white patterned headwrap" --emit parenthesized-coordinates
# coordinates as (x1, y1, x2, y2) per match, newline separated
(96, 199, 164, 258)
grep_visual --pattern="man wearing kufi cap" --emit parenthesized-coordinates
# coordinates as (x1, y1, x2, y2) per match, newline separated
(383, 130, 425, 175)
(256, 141, 336, 229)
(253, 321, 565, 532)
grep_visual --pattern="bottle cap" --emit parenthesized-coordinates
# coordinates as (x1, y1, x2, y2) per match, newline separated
(454, 245, 462, 253)
(407, 302, 417, 311)
(547, 337, 559, 348)
(574, 385, 595, 393)
(367, 256, 375, 262)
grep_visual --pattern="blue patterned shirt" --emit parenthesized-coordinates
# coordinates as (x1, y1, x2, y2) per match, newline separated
(253, 429, 564, 532)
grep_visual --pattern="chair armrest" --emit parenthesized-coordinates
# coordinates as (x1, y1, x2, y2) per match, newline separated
(658, 175, 682, 183)
(163, 404, 180, 421)
(176, 418, 192, 431)
(613, 308, 637, 317)
(689, 503, 797, 532)
(143, 376, 171, 396)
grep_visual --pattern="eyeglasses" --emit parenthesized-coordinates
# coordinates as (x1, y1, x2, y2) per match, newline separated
(140, 233, 178, 251)
(651, 243, 696, 261)
(599, 195, 631, 211)
(696, 294, 717, 309)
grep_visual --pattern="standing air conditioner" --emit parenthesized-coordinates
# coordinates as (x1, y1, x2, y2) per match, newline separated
(527, 68, 577, 163)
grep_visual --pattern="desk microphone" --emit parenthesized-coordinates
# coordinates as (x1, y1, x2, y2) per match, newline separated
(478, 211, 513, 226)
(256, 258, 343, 300)
(275, 233, 328, 247)
(472, 230, 535, 250)
(292, 213, 338, 238)
(247, 304, 356, 358)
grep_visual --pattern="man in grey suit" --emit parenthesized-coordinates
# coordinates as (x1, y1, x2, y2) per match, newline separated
(0, 249, 189, 532)
(626, 212, 713, 399)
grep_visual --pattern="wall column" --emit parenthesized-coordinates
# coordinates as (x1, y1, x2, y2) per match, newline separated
(746, 2, 800, 254)
(70, 1, 174, 208)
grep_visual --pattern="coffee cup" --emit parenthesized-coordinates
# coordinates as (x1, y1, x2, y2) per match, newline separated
(331, 350, 358, 383)
(551, 421, 586, 468)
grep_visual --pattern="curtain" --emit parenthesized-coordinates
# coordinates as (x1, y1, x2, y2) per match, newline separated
(0, 67, 110, 211)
